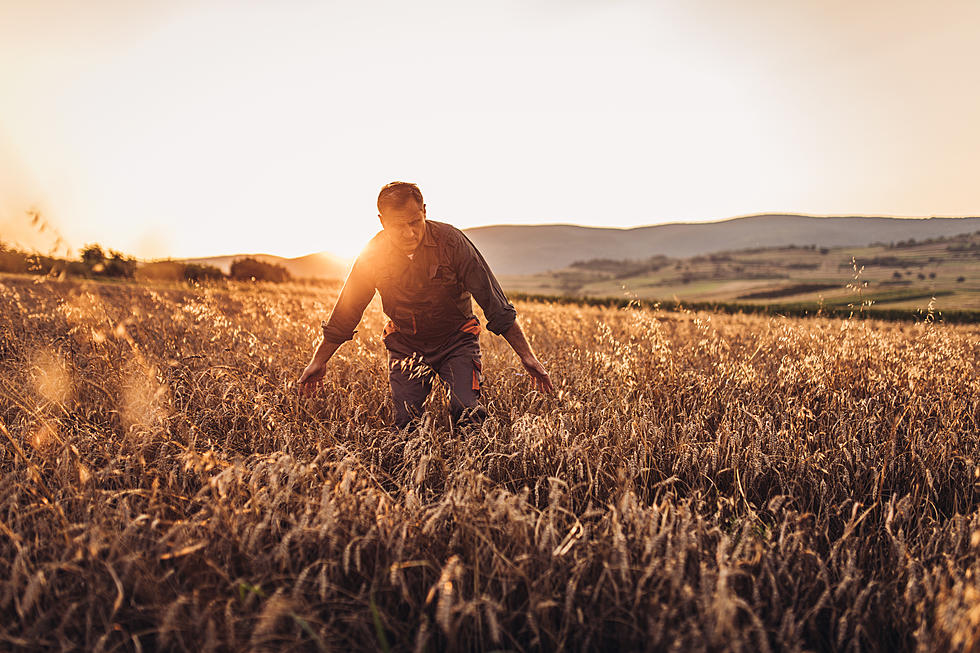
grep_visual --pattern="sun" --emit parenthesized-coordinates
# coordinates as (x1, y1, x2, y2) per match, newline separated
(319, 222, 380, 260)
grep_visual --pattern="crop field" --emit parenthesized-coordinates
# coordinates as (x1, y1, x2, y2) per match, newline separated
(1, 274, 979, 651)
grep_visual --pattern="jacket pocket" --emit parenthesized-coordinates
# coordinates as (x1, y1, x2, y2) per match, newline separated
(391, 306, 417, 335)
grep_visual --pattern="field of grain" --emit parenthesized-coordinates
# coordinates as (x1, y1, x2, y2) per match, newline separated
(1, 274, 979, 652)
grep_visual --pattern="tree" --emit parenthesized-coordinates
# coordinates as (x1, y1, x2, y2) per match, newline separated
(79, 244, 136, 278)
(183, 263, 225, 282)
(80, 244, 105, 268)
(0, 242, 29, 274)
(103, 250, 136, 278)
(229, 257, 291, 283)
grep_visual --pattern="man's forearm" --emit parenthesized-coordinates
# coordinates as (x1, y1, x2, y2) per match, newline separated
(311, 338, 343, 365)
(502, 320, 554, 393)
(503, 321, 537, 361)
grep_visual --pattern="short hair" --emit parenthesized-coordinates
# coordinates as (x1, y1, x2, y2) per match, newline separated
(377, 182, 424, 213)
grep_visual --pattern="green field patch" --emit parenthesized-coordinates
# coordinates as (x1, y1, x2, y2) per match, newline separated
(509, 290, 980, 323)
(737, 282, 839, 300)
(817, 289, 955, 307)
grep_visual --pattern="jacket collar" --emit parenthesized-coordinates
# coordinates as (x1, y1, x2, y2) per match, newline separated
(420, 220, 438, 248)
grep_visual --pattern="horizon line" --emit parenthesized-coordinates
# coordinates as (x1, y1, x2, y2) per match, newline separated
(465, 212, 980, 232)
(175, 212, 980, 263)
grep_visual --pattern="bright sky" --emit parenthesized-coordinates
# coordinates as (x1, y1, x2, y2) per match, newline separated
(2, 0, 979, 259)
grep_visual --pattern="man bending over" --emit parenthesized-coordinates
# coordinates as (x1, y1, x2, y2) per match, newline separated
(298, 181, 553, 430)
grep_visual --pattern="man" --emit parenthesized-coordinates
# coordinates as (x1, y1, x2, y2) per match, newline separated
(298, 181, 553, 430)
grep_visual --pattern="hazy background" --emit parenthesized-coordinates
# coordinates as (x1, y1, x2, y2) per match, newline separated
(2, 0, 979, 259)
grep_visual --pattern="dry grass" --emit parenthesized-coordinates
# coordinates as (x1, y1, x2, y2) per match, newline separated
(1, 274, 978, 652)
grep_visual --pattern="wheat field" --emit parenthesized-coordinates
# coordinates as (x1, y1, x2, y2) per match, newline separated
(1, 274, 978, 652)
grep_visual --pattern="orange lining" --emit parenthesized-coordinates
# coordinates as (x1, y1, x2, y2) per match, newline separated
(472, 359, 482, 392)
(460, 317, 481, 335)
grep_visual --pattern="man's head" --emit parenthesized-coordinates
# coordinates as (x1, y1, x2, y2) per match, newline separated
(378, 182, 426, 255)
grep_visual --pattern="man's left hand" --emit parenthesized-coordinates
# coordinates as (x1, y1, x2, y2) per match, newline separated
(521, 355, 554, 394)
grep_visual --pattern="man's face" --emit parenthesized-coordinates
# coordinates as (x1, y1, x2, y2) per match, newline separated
(379, 201, 426, 255)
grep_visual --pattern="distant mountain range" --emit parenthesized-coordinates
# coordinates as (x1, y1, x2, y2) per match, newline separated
(181, 214, 980, 278)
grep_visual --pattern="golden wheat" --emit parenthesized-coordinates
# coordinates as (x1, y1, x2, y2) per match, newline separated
(0, 274, 978, 651)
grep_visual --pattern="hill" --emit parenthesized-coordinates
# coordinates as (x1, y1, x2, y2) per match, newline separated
(180, 251, 350, 279)
(464, 214, 980, 274)
(498, 230, 980, 311)
(177, 214, 980, 281)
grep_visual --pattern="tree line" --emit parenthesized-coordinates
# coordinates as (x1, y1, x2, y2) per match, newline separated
(0, 242, 292, 283)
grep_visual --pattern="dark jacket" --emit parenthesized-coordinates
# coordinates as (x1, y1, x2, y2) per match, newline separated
(321, 220, 516, 351)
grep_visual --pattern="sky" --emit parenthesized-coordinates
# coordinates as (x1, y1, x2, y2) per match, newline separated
(2, 0, 979, 260)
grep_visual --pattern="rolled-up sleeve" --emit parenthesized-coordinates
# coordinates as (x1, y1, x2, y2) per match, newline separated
(321, 257, 376, 344)
(454, 233, 517, 335)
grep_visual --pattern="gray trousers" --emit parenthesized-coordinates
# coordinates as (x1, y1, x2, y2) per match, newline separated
(387, 331, 486, 430)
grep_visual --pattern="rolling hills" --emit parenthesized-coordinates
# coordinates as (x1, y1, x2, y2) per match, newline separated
(499, 230, 980, 311)
(463, 214, 980, 274)
(177, 214, 980, 285)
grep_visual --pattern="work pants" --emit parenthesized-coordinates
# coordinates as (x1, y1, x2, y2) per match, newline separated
(387, 330, 486, 431)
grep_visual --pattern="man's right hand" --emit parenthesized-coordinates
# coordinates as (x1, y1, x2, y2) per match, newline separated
(297, 339, 343, 395)
(297, 361, 327, 395)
